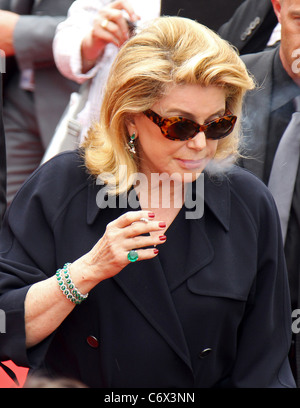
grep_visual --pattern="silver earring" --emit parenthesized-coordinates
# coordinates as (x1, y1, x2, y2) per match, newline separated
(128, 133, 136, 154)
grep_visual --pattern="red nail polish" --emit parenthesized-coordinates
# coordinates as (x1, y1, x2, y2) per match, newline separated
(159, 222, 166, 228)
(159, 235, 167, 241)
(148, 212, 155, 218)
(154, 248, 159, 254)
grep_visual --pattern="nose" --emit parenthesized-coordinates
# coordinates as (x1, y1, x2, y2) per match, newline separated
(187, 131, 207, 150)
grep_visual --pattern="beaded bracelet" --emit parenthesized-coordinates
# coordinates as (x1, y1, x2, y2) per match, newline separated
(56, 263, 89, 305)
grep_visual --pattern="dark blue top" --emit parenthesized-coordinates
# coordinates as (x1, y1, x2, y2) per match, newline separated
(0, 150, 295, 388)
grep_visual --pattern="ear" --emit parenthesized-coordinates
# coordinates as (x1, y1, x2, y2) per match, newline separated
(125, 114, 138, 139)
(271, 0, 282, 24)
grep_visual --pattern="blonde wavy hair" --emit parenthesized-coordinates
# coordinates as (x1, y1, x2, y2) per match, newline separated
(82, 16, 254, 195)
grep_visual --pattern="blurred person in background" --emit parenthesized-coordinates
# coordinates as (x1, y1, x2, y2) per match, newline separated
(239, 0, 300, 386)
(0, 0, 78, 204)
(218, 0, 280, 54)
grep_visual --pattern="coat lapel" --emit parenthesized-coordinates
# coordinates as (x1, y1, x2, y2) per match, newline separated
(114, 254, 193, 369)
(167, 174, 230, 292)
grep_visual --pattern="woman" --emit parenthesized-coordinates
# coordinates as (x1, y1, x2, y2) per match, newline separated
(0, 17, 295, 387)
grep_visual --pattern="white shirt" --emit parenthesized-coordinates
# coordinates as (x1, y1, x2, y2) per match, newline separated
(53, 0, 161, 140)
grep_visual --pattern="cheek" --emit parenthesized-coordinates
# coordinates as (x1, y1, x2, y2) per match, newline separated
(207, 140, 219, 156)
(140, 140, 178, 163)
(282, 25, 300, 56)
(137, 122, 177, 158)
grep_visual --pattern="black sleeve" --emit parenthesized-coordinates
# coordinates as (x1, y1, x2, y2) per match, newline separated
(226, 170, 295, 387)
(0, 151, 85, 367)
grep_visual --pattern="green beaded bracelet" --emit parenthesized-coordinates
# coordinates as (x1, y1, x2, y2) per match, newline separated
(56, 268, 80, 304)
(62, 263, 89, 301)
(56, 263, 89, 305)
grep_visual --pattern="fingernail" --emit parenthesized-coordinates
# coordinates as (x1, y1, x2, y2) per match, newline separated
(159, 235, 167, 241)
(148, 212, 155, 218)
(153, 248, 159, 254)
(159, 222, 166, 228)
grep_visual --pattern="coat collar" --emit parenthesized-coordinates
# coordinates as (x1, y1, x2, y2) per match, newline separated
(87, 171, 231, 231)
(202, 171, 230, 231)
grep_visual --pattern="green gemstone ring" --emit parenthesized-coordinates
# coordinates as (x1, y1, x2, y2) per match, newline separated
(127, 250, 139, 263)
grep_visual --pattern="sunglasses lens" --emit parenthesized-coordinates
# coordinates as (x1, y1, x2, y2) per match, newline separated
(144, 110, 236, 141)
(167, 121, 197, 141)
(205, 117, 235, 140)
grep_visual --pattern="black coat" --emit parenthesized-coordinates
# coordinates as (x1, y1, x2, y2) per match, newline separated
(0, 151, 295, 387)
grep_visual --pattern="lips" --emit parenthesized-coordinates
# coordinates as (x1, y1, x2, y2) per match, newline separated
(176, 158, 209, 170)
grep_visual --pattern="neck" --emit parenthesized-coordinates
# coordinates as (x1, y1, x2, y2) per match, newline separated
(135, 173, 185, 211)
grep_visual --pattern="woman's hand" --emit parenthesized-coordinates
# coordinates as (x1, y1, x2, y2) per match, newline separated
(81, 0, 139, 72)
(70, 210, 166, 290)
(25, 210, 166, 348)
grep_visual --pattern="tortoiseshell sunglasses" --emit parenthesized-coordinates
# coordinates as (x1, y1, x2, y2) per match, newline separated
(143, 109, 237, 141)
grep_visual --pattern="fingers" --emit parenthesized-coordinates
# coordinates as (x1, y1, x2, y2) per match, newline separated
(108, 0, 140, 23)
(115, 210, 157, 228)
(92, 15, 124, 48)
(107, 210, 167, 263)
(94, 1, 140, 47)
(81, 210, 166, 285)
(87, 210, 166, 279)
(126, 221, 166, 240)
(115, 211, 167, 241)
(99, 9, 128, 44)
(82, 0, 140, 69)
(126, 233, 166, 251)
(126, 247, 159, 264)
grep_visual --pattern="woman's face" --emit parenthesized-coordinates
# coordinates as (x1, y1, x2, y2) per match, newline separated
(128, 83, 227, 183)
